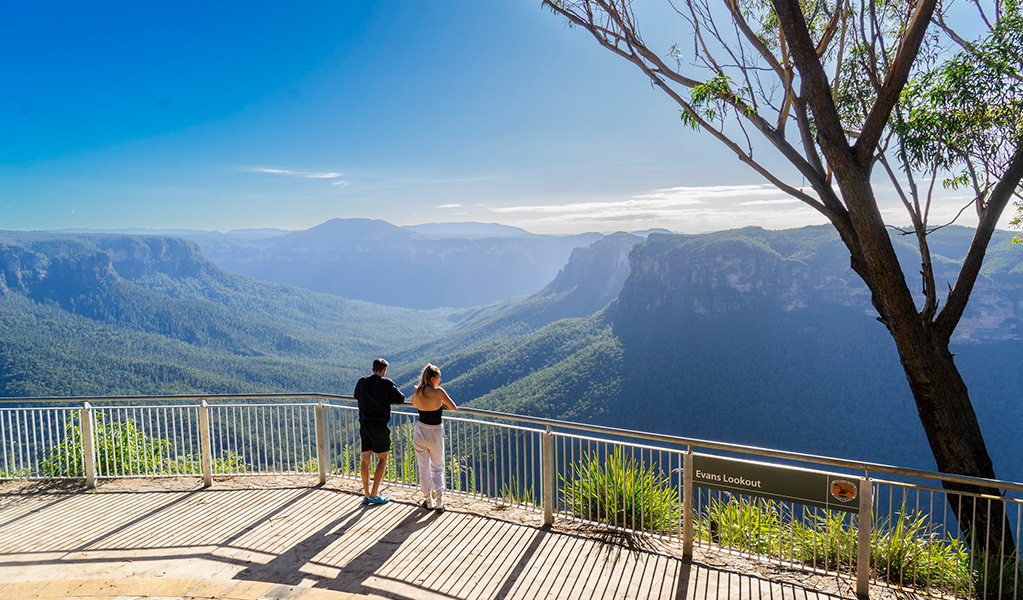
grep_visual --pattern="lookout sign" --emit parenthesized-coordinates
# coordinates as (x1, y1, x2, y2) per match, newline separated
(692, 453, 861, 513)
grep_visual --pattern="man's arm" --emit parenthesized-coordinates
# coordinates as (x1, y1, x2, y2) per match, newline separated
(389, 380, 405, 405)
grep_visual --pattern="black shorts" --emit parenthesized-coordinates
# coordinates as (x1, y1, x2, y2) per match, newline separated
(359, 421, 391, 454)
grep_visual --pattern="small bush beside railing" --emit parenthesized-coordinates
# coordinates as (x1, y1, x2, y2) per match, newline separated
(561, 447, 681, 533)
(1, 393, 1020, 599)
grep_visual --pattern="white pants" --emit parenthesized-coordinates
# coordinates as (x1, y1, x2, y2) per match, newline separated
(413, 422, 445, 497)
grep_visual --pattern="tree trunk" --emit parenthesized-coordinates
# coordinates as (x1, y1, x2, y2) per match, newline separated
(888, 325, 1017, 596)
(834, 168, 1016, 595)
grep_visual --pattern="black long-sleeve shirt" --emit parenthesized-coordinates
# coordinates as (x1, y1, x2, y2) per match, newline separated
(354, 374, 405, 424)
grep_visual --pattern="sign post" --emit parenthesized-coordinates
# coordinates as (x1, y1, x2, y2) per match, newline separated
(692, 454, 861, 513)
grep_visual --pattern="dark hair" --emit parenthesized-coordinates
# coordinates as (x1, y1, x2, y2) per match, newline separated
(372, 358, 388, 373)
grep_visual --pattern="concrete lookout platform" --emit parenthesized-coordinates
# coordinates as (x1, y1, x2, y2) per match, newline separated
(0, 476, 861, 600)
(0, 577, 363, 600)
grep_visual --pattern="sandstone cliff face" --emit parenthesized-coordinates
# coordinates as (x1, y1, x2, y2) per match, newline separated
(0, 246, 47, 294)
(613, 228, 1022, 342)
(617, 231, 867, 315)
(0, 244, 115, 297)
(0, 235, 209, 299)
(540, 232, 639, 315)
(91, 236, 207, 279)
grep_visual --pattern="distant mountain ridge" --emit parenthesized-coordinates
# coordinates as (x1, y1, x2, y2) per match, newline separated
(403, 222, 539, 239)
(191, 218, 604, 309)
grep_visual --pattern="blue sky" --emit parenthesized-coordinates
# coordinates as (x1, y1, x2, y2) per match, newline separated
(0, 0, 994, 235)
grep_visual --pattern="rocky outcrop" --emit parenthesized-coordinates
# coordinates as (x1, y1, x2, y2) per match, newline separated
(0, 242, 115, 297)
(0, 245, 46, 294)
(89, 236, 208, 279)
(612, 226, 1023, 342)
(539, 232, 640, 315)
(0, 234, 212, 300)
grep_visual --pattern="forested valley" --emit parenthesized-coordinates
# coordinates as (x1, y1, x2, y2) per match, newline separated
(3, 221, 1021, 481)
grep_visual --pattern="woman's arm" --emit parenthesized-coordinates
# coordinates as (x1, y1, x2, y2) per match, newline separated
(436, 387, 457, 411)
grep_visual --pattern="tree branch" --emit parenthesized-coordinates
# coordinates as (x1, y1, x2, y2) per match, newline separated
(854, 0, 939, 163)
(771, 0, 850, 162)
(935, 139, 1023, 339)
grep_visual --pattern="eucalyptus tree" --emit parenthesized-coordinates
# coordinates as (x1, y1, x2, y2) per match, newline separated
(543, 0, 1023, 553)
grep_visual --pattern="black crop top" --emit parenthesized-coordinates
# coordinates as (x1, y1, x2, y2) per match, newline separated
(417, 407, 443, 426)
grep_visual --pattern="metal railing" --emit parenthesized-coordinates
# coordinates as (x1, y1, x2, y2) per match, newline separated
(1, 393, 1020, 599)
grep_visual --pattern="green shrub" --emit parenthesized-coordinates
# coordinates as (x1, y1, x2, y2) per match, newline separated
(294, 458, 318, 473)
(385, 422, 417, 484)
(968, 548, 1023, 600)
(696, 497, 1000, 597)
(40, 416, 249, 477)
(700, 496, 786, 555)
(561, 447, 681, 533)
(41, 416, 168, 477)
(332, 444, 360, 475)
(868, 509, 972, 594)
(498, 476, 536, 507)
(446, 455, 477, 495)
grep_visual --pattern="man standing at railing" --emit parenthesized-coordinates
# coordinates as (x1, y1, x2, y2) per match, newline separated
(354, 358, 406, 505)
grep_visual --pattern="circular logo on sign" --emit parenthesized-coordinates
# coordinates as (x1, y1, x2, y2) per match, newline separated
(831, 480, 857, 502)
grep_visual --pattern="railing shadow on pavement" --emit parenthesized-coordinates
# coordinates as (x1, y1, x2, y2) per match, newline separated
(6, 393, 1020, 599)
(0, 478, 856, 600)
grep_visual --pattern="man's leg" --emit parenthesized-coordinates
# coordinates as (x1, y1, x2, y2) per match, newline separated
(361, 451, 373, 497)
(371, 451, 389, 497)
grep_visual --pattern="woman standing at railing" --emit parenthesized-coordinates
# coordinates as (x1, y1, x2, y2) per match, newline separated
(411, 363, 458, 512)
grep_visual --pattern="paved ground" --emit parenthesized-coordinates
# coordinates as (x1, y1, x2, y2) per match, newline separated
(0, 476, 861, 600)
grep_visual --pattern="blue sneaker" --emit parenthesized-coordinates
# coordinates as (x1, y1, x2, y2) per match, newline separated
(367, 495, 389, 505)
(362, 496, 372, 505)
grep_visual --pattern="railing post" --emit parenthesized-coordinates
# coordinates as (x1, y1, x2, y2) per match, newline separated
(683, 450, 694, 561)
(316, 401, 328, 485)
(856, 475, 873, 598)
(543, 426, 554, 526)
(80, 402, 96, 488)
(199, 399, 212, 488)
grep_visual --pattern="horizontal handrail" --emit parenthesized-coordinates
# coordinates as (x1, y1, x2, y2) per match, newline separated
(3, 392, 1021, 492)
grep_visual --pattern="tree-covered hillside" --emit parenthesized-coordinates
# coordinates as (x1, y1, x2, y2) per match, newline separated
(429, 227, 1023, 482)
(386, 232, 638, 385)
(2, 226, 1020, 484)
(0, 232, 459, 397)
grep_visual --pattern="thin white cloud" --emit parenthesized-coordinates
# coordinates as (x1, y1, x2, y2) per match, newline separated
(493, 184, 788, 220)
(248, 168, 343, 179)
(632, 184, 780, 201)
(332, 180, 350, 187)
(488, 183, 827, 233)
(438, 203, 462, 209)
(737, 198, 802, 206)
